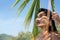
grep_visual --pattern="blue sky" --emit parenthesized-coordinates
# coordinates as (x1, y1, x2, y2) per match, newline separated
(0, 0, 60, 36)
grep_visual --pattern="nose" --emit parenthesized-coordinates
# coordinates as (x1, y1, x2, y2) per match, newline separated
(36, 18, 40, 22)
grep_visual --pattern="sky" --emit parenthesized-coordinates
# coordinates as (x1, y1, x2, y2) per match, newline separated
(0, 0, 60, 36)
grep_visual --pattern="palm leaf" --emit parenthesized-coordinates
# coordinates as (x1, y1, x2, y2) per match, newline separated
(32, 0, 40, 38)
(51, 0, 55, 12)
(24, 0, 36, 27)
(16, 0, 30, 16)
(11, 0, 20, 8)
(12, 0, 40, 38)
(37, 0, 40, 8)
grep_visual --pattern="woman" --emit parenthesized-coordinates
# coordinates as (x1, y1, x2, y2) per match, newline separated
(36, 8, 60, 40)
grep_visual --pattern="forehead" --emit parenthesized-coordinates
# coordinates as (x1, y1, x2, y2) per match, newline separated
(37, 11, 45, 16)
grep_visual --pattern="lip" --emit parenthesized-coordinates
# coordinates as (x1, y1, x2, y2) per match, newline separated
(36, 20, 45, 27)
(36, 21, 40, 24)
(37, 23, 45, 27)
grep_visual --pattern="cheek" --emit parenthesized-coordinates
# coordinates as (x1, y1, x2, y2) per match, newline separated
(40, 19, 49, 25)
(45, 20, 50, 26)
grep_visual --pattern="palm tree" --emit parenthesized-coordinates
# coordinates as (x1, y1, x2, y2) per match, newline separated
(11, 0, 55, 39)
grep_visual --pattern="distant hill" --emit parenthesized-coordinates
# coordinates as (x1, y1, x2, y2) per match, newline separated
(0, 34, 14, 40)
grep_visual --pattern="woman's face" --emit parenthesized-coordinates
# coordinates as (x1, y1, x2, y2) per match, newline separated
(36, 11, 50, 28)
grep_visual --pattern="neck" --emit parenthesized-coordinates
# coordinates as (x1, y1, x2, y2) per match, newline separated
(40, 27, 49, 34)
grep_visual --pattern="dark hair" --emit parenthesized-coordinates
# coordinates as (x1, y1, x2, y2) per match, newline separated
(38, 8, 58, 33)
(38, 8, 47, 16)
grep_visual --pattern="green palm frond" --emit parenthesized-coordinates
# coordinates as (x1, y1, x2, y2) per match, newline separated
(51, 0, 55, 12)
(37, 0, 40, 8)
(11, 0, 20, 8)
(17, 0, 30, 16)
(32, 0, 40, 38)
(32, 23, 39, 37)
(24, 0, 36, 26)
(12, 0, 41, 38)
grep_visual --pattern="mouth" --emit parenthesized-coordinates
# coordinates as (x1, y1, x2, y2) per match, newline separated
(36, 20, 45, 27)
(37, 23, 45, 27)
(36, 21, 41, 26)
(36, 21, 40, 24)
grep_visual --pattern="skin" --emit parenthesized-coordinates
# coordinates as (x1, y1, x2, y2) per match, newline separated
(36, 11, 50, 40)
(36, 11, 60, 28)
(36, 11, 50, 30)
(52, 12, 60, 26)
(36, 11, 60, 40)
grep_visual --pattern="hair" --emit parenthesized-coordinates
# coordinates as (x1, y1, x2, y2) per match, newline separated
(37, 8, 58, 33)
